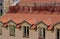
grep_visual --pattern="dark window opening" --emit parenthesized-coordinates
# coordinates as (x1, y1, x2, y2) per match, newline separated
(0, 9, 3, 16)
(27, 27, 29, 36)
(9, 25, 15, 36)
(39, 28, 45, 39)
(28, 6, 30, 11)
(57, 29, 59, 39)
(24, 27, 26, 36)
(36, 6, 41, 11)
(23, 6, 24, 11)
(32, 6, 37, 11)
(0, 3, 2, 6)
(43, 28, 45, 38)
(23, 26, 29, 38)
(0, 24, 2, 35)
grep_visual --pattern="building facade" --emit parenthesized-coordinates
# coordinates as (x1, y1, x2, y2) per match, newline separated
(0, 0, 3, 16)
(0, 0, 20, 16)
(0, 0, 60, 39)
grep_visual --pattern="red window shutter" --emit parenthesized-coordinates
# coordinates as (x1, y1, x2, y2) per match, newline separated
(47, 6, 55, 12)
(9, 6, 15, 13)
(40, 6, 46, 11)
(36, 6, 41, 11)
(54, 6, 60, 12)
(23, 6, 24, 11)
(14, 6, 19, 12)
(28, 6, 30, 11)
(51, 6, 55, 12)
(32, 6, 37, 11)
(41, 6, 43, 11)
(24, 6, 28, 12)
(43, 6, 47, 11)
(19, 6, 24, 12)
(47, 6, 52, 12)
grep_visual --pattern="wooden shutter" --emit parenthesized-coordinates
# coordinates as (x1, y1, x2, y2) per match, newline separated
(47, 6, 52, 12)
(23, 26, 29, 37)
(24, 6, 28, 12)
(57, 29, 59, 39)
(38, 28, 45, 39)
(19, 6, 24, 12)
(54, 6, 60, 12)
(40, 6, 47, 11)
(9, 25, 15, 36)
(14, 6, 19, 12)
(51, 6, 55, 12)
(27, 27, 29, 37)
(32, 6, 37, 11)
(28, 6, 30, 11)
(36, 6, 41, 11)
(23, 26, 26, 37)
(0, 23, 2, 35)
(9, 6, 15, 13)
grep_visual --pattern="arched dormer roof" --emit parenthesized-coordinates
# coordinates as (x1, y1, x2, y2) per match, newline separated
(52, 22, 60, 29)
(53, 22, 60, 27)
(7, 20, 16, 25)
(0, 21, 3, 24)
(36, 21, 48, 27)
(20, 20, 31, 26)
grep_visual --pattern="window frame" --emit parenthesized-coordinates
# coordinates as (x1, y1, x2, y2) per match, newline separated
(9, 25, 15, 36)
(0, 9, 3, 15)
(0, 23, 2, 35)
(38, 27, 45, 39)
(56, 28, 60, 39)
(0, 3, 2, 6)
(23, 26, 29, 38)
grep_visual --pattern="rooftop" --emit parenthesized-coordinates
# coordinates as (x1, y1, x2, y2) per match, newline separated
(0, 0, 60, 30)
(16, 0, 60, 6)
(0, 11, 60, 25)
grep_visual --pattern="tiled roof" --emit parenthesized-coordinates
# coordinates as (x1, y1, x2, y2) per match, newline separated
(0, 0, 60, 30)
(0, 11, 60, 30)
(17, 0, 60, 6)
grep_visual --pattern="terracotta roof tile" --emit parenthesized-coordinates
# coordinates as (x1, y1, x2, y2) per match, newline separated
(0, 11, 60, 30)
(0, 12, 60, 25)
(1, 0, 60, 30)
(18, 0, 60, 6)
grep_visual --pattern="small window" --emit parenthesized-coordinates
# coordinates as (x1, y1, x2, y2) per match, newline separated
(38, 28, 45, 39)
(1, 10, 2, 14)
(56, 29, 60, 39)
(0, 3, 2, 6)
(13, 0, 14, 1)
(23, 26, 29, 38)
(0, 24, 2, 35)
(28, 6, 30, 11)
(36, 6, 41, 11)
(9, 25, 15, 36)
(0, 9, 3, 16)
(32, 6, 37, 11)
(23, 6, 24, 11)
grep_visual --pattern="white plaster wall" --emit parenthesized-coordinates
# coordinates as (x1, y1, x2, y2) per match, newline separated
(46, 30, 55, 39)
(0, 27, 38, 39)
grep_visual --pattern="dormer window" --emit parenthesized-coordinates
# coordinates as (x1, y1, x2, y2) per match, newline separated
(38, 28, 45, 39)
(0, 3, 2, 6)
(9, 25, 15, 36)
(23, 26, 29, 38)
(21, 21, 30, 38)
(56, 29, 60, 39)
(0, 9, 3, 16)
(0, 22, 3, 35)
(36, 22, 47, 39)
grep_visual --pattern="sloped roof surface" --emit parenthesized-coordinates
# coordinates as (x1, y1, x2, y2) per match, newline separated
(0, 0, 60, 30)
(0, 12, 60, 26)
(18, 0, 60, 6)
